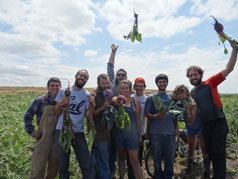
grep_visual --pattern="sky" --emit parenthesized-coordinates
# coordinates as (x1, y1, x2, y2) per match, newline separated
(0, 0, 238, 93)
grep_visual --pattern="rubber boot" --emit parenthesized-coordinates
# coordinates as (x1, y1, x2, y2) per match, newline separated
(202, 158, 210, 179)
(186, 158, 193, 174)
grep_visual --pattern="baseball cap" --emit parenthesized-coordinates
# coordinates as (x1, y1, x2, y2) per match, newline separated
(134, 77, 146, 86)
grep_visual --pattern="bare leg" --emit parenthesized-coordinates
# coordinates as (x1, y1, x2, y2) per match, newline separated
(118, 149, 127, 178)
(186, 136, 197, 172)
(128, 150, 143, 179)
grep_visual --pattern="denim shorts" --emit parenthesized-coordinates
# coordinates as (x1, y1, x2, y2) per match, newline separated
(116, 124, 139, 151)
(186, 117, 203, 138)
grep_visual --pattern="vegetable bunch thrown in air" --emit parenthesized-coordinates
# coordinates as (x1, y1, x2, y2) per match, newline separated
(211, 16, 238, 54)
(58, 87, 74, 152)
(152, 95, 173, 116)
(169, 100, 189, 121)
(115, 105, 131, 130)
(102, 89, 117, 130)
(123, 12, 142, 43)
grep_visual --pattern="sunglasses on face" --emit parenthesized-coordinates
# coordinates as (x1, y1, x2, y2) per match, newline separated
(117, 73, 126, 77)
(77, 73, 89, 80)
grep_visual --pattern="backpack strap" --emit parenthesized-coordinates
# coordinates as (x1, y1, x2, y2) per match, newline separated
(42, 94, 49, 106)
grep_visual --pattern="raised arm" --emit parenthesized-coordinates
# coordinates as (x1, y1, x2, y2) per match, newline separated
(221, 40, 238, 78)
(108, 44, 119, 65)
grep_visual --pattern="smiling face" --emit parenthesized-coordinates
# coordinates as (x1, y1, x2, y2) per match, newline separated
(176, 91, 187, 101)
(74, 70, 89, 89)
(48, 81, 61, 98)
(119, 80, 132, 97)
(188, 69, 202, 87)
(116, 70, 127, 81)
(156, 79, 168, 91)
(133, 83, 145, 96)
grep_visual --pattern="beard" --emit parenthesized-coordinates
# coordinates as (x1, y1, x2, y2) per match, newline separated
(98, 85, 110, 92)
(75, 79, 85, 88)
(190, 78, 202, 87)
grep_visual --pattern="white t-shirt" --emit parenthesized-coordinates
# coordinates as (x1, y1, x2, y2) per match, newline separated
(55, 87, 90, 132)
(131, 94, 147, 135)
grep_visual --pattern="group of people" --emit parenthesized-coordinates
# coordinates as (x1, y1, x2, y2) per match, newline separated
(24, 41, 237, 179)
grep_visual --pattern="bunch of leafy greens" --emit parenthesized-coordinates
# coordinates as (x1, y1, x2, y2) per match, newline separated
(58, 108, 73, 152)
(123, 12, 142, 43)
(152, 95, 173, 116)
(101, 89, 117, 130)
(169, 100, 189, 121)
(102, 106, 117, 130)
(115, 105, 131, 130)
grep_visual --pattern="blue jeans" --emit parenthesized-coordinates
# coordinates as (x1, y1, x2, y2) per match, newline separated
(55, 130, 94, 179)
(92, 142, 111, 179)
(109, 126, 117, 174)
(151, 134, 176, 179)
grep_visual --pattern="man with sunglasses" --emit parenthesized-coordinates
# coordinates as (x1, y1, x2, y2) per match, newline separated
(107, 44, 127, 96)
(54, 69, 94, 179)
(107, 44, 127, 178)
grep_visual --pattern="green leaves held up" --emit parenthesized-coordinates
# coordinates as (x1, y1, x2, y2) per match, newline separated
(115, 105, 131, 130)
(123, 12, 142, 43)
(211, 16, 238, 54)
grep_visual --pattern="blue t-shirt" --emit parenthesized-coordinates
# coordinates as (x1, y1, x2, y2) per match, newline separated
(144, 93, 175, 135)
(55, 87, 90, 132)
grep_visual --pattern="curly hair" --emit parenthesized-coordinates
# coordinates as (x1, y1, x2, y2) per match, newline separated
(172, 85, 190, 101)
(186, 65, 204, 77)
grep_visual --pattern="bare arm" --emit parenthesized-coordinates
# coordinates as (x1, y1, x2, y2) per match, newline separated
(108, 44, 119, 65)
(186, 101, 197, 125)
(54, 96, 69, 116)
(221, 40, 238, 78)
(135, 98, 141, 138)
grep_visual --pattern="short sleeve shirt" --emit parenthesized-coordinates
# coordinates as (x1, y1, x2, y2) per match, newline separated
(191, 72, 225, 122)
(144, 92, 175, 135)
(55, 87, 90, 132)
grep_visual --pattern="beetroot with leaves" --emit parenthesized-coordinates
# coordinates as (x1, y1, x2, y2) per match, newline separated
(211, 16, 223, 33)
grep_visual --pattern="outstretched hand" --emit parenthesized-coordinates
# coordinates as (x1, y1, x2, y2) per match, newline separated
(117, 95, 127, 105)
(111, 44, 119, 53)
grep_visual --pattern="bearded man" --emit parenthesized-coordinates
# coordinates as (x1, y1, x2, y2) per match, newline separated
(186, 41, 237, 179)
(54, 69, 94, 179)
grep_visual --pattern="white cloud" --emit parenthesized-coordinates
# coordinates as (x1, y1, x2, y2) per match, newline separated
(84, 49, 98, 56)
(0, 0, 98, 56)
(99, 0, 202, 40)
(190, 0, 238, 21)
(0, 44, 237, 93)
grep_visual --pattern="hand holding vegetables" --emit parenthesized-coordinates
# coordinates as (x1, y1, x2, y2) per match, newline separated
(58, 87, 74, 152)
(117, 95, 127, 104)
(211, 16, 238, 54)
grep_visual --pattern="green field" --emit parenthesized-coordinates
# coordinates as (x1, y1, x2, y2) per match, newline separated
(0, 91, 238, 178)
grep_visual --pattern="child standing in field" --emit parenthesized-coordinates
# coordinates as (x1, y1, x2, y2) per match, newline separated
(172, 85, 210, 178)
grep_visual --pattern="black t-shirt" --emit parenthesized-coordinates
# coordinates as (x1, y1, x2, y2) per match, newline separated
(191, 72, 225, 122)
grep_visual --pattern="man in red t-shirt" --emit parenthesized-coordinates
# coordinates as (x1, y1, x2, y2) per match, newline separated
(186, 41, 237, 179)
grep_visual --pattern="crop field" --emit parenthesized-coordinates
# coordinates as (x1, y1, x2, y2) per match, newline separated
(0, 87, 237, 178)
